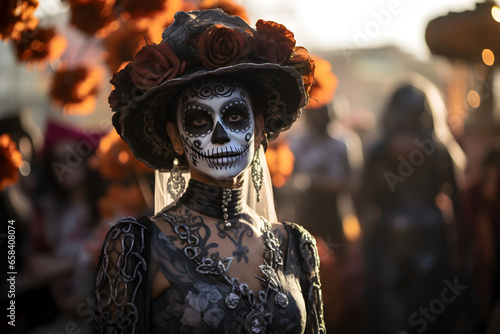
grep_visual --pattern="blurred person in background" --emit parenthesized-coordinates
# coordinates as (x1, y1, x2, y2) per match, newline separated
(287, 103, 365, 332)
(462, 146, 500, 333)
(357, 75, 473, 333)
(276, 55, 365, 332)
(85, 128, 155, 271)
(25, 119, 105, 334)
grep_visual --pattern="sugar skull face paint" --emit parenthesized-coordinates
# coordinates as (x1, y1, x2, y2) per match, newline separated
(176, 78, 255, 180)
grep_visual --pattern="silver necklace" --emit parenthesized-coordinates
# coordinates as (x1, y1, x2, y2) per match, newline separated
(160, 212, 289, 333)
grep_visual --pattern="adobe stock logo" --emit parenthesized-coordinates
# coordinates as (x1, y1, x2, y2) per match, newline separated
(384, 138, 436, 192)
(408, 277, 467, 333)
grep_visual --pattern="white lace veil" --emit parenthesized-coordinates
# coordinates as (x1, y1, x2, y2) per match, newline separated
(154, 145, 278, 222)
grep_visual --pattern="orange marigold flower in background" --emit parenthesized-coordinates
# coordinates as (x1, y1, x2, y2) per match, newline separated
(98, 182, 148, 219)
(0, 0, 39, 41)
(121, 0, 165, 18)
(199, 0, 250, 23)
(49, 64, 103, 115)
(182, 1, 197, 12)
(104, 22, 161, 74)
(119, 0, 181, 28)
(265, 139, 294, 188)
(89, 129, 153, 180)
(0, 134, 23, 191)
(13, 27, 67, 65)
(68, 0, 116, 36)
(118, 0, 181, 33)
(306, 55, 338, 109)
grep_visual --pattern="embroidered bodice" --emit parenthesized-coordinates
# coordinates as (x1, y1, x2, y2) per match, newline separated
(94, 213, 325, 333)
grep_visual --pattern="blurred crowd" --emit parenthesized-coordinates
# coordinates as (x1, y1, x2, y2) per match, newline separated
(1, 1, 500, 334)
(0, 114, 155, 333)
(270, 72, 500, 334)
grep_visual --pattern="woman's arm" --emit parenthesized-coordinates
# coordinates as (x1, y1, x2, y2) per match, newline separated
(285, 222, 327, 334)
(94, 217, 152, 334)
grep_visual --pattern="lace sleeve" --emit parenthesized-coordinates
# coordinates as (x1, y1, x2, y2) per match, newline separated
(285, 222, 326, 334)
(94, 217, 152, 334)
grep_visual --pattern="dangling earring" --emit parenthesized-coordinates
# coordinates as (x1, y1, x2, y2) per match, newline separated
(167, 151, 185, 205)
(251, 147, 263, 202)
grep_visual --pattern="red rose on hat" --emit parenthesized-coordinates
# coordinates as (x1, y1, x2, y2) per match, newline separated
(197, 25, 251, 69)
(252, 20, 295, 65)
(130, 42, 186, 91)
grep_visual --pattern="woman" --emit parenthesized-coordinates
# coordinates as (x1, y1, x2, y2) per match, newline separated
(94, 9, 325, 333)
(358, 76, 468, 333)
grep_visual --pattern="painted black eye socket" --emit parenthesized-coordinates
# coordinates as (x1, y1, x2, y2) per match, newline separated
(222, 102, 250, 131)
(184, 106, 213, 135)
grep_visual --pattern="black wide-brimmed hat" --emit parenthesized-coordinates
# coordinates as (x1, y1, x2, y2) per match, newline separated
(110, 9, 315, 171)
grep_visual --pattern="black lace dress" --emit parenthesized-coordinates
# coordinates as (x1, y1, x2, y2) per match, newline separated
(94, 187, 325, 334)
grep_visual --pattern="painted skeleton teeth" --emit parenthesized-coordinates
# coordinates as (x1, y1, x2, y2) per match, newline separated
(184, 137, 250, 171)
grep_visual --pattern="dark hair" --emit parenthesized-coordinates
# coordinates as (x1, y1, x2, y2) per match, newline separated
(381, 84, 434, 137)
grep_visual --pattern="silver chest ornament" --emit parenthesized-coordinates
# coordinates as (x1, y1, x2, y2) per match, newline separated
(161, 212, 288, 333)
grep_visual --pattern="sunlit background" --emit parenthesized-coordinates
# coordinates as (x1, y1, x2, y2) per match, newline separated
(1, 0, 500, 333)
(242, 0, 477, 59)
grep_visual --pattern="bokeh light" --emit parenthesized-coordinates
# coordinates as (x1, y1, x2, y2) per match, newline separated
(482, 48, 495, 66)
(467, 90, 481, 108)
(491, 5, 500, 22)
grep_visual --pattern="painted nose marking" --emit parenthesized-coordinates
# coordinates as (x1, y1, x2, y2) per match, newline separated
(211, 121, 230, 144)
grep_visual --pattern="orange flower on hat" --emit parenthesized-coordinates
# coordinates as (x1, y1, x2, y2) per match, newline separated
(0, 134, 22, 191)
(68, 0, 116, 36)
(0, 0, 38, 41)
(104, 24, 149, 74)
(252, 20, 295, 65)
(13, 27, 67, 65)
(286, 46, 315, 94)
(197, 25, 251, 69)
(104, 20, 167, 74)
(306, 55, 338, 109)
(49, 64, 103, 115)
(199, 0, 250, 23)
(90, 129, 153, 180)
(130, 42, 186, 91)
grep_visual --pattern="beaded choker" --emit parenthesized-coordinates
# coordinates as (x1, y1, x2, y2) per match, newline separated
(178, 179, 245, 229)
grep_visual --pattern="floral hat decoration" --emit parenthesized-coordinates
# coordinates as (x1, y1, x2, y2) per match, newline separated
(110, 9, 315, 171)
